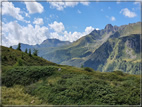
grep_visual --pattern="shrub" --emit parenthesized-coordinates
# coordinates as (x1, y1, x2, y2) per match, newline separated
(2, 66, 57, 87)
(112, 70, 124, 76)
(84, 67, 94, 72)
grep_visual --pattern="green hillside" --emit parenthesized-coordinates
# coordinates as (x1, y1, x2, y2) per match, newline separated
(39, 22, 141, 74)
(1, 46, 58, 66)
(1, 46, 141, 105)
(84, 34, 141, 74)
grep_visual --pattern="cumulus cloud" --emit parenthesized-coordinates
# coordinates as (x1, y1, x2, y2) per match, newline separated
(96, 28, 99, 30)
(120, 8, 137, 18)
(80, 2, 90, 6)
(106, 15, 116, 21)
(2, 2, 24, 21)
(111, 16, 116, 21)
(2, 21, 49, 47)
(49, 21, 65, 33)
(85, 26, 95, 34)
(25, 1, 44, 14)
(49, 2, 78, 11)
(2, 20, 96, 47)
(49, 0, 89, 11)
(134, 0, 141, 5)
(33, 18, 44, 25)
(49, 26, 95, 42)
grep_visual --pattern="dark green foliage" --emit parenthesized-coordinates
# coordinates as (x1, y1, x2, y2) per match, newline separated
(84, 67, 94, 72)
(1, 46, 140, 105)
(10, 46, 12, 49)
(112, 71, 124, 76)
(25, 48, 28, 53)
(2, 66, 57, 87)
(16, 58, 23, 66)
(26, 73, 140, 105)
(2, 56, 7, 61)
(33, 49, 38, 56)
(81, 64, 84, 68)
(16, 43, 21, 51)
(1, 46, 57, 66)
(21, 53, 24, 59)
(29, 49, 32, 57)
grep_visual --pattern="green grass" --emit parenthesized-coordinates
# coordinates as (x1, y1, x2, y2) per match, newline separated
(1, 46, 57, 66)
(2, 85, 42, 105)
(1, 46, 141, 105)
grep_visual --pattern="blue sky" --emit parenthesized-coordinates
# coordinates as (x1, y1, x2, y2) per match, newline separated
(1, 1, 141, 47)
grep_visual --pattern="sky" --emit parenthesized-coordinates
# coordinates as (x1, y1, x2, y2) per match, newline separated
(1, 0, 141, 47)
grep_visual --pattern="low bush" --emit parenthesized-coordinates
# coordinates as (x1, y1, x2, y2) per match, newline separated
(2, 66, 57, 87)
(84, 67, 94, 72)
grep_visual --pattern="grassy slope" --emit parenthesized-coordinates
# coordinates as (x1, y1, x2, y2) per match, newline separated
(1, 46, 141, 105)
(84, 34, 141, 74)
(40, 22, 141, 69)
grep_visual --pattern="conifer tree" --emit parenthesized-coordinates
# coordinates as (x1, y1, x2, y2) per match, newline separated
(16, 43, 21, 51)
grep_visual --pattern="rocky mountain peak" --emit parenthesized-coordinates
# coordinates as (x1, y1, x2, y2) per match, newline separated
(105, 24, 113, 30)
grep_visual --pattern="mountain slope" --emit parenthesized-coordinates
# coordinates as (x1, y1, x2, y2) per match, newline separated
(41, 22, 141, 71)
(1, 46, 57, 66)
(42, 23, 119, 66)
(1, 47, 140, 105)
(84, 34, 141, 74)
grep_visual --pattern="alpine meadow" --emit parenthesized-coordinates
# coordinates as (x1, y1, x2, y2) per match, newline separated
(1, 1, 141, 106)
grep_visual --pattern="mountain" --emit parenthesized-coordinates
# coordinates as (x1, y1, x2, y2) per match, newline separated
(11, 22, 141, 74)
(1, 46, 140, 105)
(12, 38, 71, 52)
(84, 34, 141, 74)
(39, 22, 141, 74)
(42, 23, 119, 65)
(40, 38, 71, 47)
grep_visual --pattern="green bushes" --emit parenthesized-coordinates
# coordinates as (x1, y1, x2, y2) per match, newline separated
(2, 66, 57, 87)
(84, 67, 94, 72)
(25, 72, 140, 105)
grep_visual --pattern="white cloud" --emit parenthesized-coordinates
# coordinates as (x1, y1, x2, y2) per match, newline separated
(33, 18, 44, 25)
(85, 26, 95, 34)
(80, 2, 90, 6)
(120, 8, 137, 18)
(2, 20, 96, 46)
(65, 2, 79, 7)
(2, 2, 24, 21)
(116, 0, 121, 4)
(77, 10, 82, 14)
(134, 0, 141, 5)
(49, 0, 89, 11)
(49, 2, 78, 11)
(106, 15, 116, 21)
(111, 16, 116, 21)
(2, 21, 49, 47)
(25, 13, 30, 18)
(50, 26, 95, 42)
(25, 1, 44, 14)
(49, 21, 65, 33)
(96, 28, 99, 30)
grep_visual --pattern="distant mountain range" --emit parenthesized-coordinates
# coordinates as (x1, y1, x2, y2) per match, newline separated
(13, 22, 141, 74)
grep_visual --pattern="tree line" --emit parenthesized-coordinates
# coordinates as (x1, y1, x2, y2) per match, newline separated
(11, 43, 38, 56)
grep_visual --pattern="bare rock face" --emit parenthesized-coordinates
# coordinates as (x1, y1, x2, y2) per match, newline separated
(105, 24, 113, 33)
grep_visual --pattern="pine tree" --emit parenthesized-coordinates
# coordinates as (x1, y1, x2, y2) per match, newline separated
(33, 49, 38, 56)
(16, 43, 21, 51)
(10, 46, 12, 49)
(29, 49, 31, 56)
(25, 48, 28, 53)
